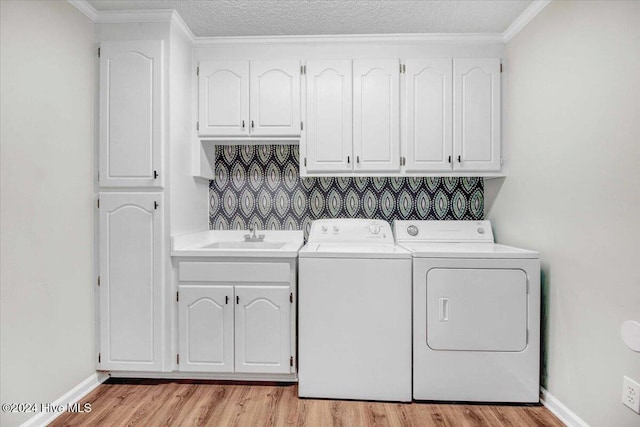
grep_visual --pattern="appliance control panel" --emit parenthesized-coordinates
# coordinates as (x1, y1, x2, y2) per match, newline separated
(393, 220, 495, 243)
(307, 219, 394, 244)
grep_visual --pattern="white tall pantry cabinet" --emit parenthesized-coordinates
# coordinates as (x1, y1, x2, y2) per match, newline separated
(97, 39, 166, 371)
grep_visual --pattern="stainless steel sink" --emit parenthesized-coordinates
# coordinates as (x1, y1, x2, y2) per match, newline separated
(199, 241, 287, 250)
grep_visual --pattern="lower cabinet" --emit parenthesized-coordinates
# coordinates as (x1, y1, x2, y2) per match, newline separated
(234, 286, 291, 374)
(178, 285, 234, 372)
(177, 261, 296, 376)
(98, 192, 164, 371)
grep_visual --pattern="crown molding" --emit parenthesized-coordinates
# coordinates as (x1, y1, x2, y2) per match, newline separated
(169, 10, 196, 44)
(95, 9, 175, 24)
(193, 33, 505, 47)
(67, 0, 97, 22)
(503, 0, 552, 43)
(93, 9, 196, 44)
(91, 3, 551, 47)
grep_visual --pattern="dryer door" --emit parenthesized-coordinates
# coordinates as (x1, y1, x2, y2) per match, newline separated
(426, 268, 527, 351)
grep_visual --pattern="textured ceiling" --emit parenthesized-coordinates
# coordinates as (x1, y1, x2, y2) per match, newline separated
(87, 0, 533, 37)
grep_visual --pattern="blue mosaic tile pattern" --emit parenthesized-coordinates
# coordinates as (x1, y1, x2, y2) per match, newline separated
(209, 145, 483, 236)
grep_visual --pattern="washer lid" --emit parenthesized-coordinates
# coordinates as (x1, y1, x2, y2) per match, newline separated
(398, 242, 538, 259)
(299, 243, 411, 259)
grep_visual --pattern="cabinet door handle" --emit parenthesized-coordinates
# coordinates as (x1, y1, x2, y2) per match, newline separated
(457, 155, 462, 163)
(448, 155, 452, 164)
(347, 156, 350, 164)
(225, 296, 229, 304)
(242, 120, 245, 129)
(251, 120, 254, 129)
(236, 296, 239, 304)
(356, 156, 360, 164)
(153, 170, 159, 179)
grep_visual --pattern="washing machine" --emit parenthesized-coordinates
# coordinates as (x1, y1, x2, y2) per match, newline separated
(298, 218, 412, 402)
(394, 220, 540, 403)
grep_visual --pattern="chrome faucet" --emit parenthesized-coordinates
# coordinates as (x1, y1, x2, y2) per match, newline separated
(244, 226, 265, 242)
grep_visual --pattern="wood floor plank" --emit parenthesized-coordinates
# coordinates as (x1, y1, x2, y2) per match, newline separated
(48, 380, 564, 427)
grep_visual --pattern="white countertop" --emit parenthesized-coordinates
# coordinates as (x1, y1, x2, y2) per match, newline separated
(172, 230, 304, 258)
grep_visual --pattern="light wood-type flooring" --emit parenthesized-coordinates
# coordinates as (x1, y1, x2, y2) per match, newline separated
(50, 379, 563, 426)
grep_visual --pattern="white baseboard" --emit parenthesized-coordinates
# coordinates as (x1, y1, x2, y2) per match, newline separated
(20, 372, 109, 427)
(540, 387, 589, 427)
(109, 370, 297, 382)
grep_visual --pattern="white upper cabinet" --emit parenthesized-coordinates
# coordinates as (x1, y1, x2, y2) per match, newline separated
(198, 61, 249, 136)
(98, 192, 164, 372)
(404, 59, 453, 172)
(99, 40, 163, 188)
(198, 60, 300, 137)
(453, 58, 501, 172)
(304, 60, 353, 173)
(250, 60, 301, 136)
(353, 59, 401, 172)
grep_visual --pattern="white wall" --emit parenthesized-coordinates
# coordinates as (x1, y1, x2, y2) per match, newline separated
(170, 24, 209, 236)
(486, 1, 640, 426)
(0, 1, 96, 426)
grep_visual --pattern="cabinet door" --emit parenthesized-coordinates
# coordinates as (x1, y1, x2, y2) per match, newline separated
(198, 60, 249, 136)
(178, 286, 234, 372)
(250, 60, 301, 136)
(234, 286, 291, 374)
(404, 59, 453, 172)
(99, 41, 163, 188)
(353, 59, 400, 172)
(304, 60, 353, 173)
(453, 58, 501, 171)
(98, 192, 163, 371)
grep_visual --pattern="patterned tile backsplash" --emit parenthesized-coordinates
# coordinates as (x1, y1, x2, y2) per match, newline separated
(209, 145, 483, 237)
